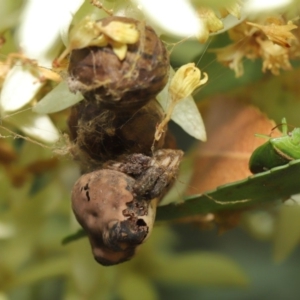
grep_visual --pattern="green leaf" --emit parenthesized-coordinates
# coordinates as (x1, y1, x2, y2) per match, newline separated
(68, 239, 116, 298)
(63, 160, 300, 243)
(157, 159, 300, 221)
(0, 292, 9, 300)
(273, 205, 300, 263)
(150, 252, 249, 287)
(6, 258, 69, 290)
(32, 81, 83, 114)
(62, 228, 87, 245)
(118, 272, 158, 300)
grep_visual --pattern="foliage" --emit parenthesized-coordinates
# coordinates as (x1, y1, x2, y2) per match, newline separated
(1, 0, 300, 299)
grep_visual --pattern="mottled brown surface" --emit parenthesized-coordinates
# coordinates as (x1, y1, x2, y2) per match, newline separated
(72, 150, 183, 265)
(68, 16, 169, 111)
(72, 169, 147, 265)
(104, 149, 184, 200)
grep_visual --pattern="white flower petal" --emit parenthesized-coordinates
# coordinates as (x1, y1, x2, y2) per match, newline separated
(7, 110, 60, 143)
(171, 96, 206, 141)
(17, 0, 65, 66)
(114, 1, 145, 20)
(58, 0, 86, 47)
(157, 75, 170, 110)
(3, 0, 84, 117)
(16, 0, 84, 66)
(2, 0, 84, 117)
(33, 81, 83, 114)
(132, 0, 204, 37)
(157, 67, 206, 141)
(0, 66, 43, 113)
(244, 0, 293, 14)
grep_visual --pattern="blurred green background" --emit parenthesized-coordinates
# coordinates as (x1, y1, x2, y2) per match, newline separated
(2, 0, 300, 299)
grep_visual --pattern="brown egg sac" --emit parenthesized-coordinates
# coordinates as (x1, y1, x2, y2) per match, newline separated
(67, 16, 170, 111)
(71, 150, 183, 266)
(66, 15, 183, 266)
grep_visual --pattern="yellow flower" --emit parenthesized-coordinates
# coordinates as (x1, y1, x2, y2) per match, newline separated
(98, 21, 139, 60)
(257, 38, 292, 75)
(67, 16, 107, 50)
(211, 17, 299, 77)
(169, 63, 208, 102)
(99, 21, 139, 44)
(155, 63, 208, 141)
(197, 7, 224, 43)
(57, 17, 139, 63)
(219, 2, 242, 19)
(211, 43, 250, 77)
(247, 19, 298, 48)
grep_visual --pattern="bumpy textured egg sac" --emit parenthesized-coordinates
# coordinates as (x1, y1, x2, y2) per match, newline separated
(67, 99, 167, 171)
(67, 16, 169, 111)
(71, 168, 157, 266)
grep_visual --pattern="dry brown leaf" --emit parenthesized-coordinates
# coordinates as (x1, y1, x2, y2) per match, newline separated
(25, 157, 59, 174)
(0, 141, 17, 164)
(4, 165, 29, 187)
(187, 96, 281, 195)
